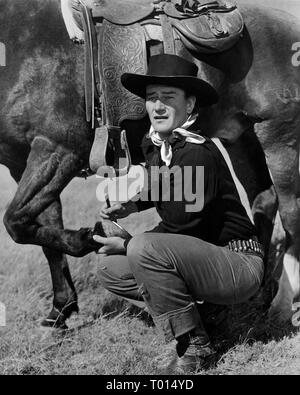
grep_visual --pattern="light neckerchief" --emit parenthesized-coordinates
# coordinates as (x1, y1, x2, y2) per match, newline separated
(148, 114, 206, 166)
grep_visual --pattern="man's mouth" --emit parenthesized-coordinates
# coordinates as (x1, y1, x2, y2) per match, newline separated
(154, 116, 168, 120)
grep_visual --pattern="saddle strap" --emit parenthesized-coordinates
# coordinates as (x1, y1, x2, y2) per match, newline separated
(164, 0, 237, 19)
(80, 4, 101, 128)
(160, 14, 176, 54)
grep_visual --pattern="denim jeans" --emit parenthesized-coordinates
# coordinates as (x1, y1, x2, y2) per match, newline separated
(98, 233, 264, 342)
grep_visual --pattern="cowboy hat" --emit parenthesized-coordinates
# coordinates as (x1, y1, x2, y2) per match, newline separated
(121, 54, 218, 107)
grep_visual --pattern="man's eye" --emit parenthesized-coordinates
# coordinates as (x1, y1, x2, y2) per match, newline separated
(147, 97, 157, 102)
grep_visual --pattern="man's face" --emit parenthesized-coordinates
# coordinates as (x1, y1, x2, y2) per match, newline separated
(145, 85, 196, 135)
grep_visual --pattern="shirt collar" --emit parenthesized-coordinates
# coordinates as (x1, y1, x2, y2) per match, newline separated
(141, 132, 185, 149)
(141, 121, 201, 150)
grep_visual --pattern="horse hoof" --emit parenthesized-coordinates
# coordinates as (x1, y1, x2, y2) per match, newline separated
(40, 302, 79, 330)
(40, 319, 69, 331)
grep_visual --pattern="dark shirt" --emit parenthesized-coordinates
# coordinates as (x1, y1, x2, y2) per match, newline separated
(134, 126, 257, 246)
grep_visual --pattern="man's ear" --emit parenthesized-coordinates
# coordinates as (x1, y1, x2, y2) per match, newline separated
(187, 95, 196, 114)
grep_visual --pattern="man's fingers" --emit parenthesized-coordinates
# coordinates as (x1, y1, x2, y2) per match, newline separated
(99, 212, 110, 219)
(107, 205, 123, 214)
(93, 235, 107, 245)
(98, 246, 109, 255)
(100, 205, 116, 218)
(101, 205, 123, 218)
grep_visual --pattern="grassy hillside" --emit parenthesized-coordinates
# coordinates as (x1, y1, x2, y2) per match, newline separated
(0, 165, 299, 375)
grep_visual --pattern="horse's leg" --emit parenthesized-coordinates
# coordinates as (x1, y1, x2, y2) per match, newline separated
(38, 200, 78, 329)
(255, 122, 300, 322)
(3, 136, 98, 257)
(7, 166, 78, 328)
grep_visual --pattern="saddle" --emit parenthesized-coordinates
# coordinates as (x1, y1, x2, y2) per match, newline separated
(83, 0, 244, 53)
(62, 0, 244, 175)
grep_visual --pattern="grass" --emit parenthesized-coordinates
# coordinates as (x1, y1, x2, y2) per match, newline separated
(0, 165, 299, 375)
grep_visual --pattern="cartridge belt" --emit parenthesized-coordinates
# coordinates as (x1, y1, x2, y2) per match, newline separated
(227, 236, 264, 259)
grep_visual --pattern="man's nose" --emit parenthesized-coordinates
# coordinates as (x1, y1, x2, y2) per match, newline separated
(154, 99, 166, 113)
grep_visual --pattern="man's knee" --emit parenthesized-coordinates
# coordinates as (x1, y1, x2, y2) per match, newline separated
(128, 233, 211, 264)
(97, 265, 118, 293)
(127, 233, 178, 275)
(97, 256, 136, 295)
(127, 234, 152, 260)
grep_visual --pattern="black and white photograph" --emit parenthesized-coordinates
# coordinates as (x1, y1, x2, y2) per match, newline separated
(0, 0, 300, 377)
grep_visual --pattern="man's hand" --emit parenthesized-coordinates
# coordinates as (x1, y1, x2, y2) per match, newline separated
(93, 235, 126, 255)
(99, 201, 138, 220)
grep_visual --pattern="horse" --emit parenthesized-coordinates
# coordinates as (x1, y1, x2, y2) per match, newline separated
(0, 0, 102, 329)
(64, 0, 300, 323)
(0, 0, 299, 330)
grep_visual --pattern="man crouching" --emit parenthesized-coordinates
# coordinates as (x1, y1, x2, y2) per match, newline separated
(93, 54, 264, 373)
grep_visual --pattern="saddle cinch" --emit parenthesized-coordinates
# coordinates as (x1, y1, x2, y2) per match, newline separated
(62, 0, 244, 176)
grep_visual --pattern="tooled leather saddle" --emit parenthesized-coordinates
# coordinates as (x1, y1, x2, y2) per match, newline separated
(89, 0, 244, 53)
(62, 0, 244, 176)
(68, 0, 244, 54)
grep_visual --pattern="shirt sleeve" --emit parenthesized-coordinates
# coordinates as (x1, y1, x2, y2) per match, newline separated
(132, 192, 155, 212)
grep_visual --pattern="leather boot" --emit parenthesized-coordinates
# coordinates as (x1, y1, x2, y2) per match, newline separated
(175, 334, 217, 373)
